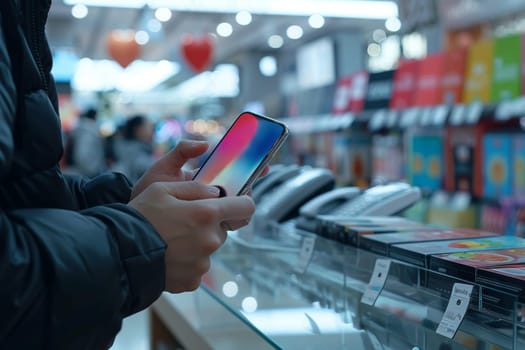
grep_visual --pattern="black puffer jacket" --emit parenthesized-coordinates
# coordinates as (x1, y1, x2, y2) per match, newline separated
(0, 1, 166, 349)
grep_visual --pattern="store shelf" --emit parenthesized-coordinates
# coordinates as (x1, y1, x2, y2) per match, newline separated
(153, 222, 525, 350)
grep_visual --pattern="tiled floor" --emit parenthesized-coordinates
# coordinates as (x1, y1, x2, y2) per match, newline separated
(110, 309, 150, 350)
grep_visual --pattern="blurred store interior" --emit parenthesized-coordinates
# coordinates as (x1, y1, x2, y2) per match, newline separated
(47, 0, 525, 349)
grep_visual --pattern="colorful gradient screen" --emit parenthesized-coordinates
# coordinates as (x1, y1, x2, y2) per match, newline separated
(194, 112, 287, 195)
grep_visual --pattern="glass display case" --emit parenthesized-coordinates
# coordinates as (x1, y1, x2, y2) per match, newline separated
(151, 221, 525, 350)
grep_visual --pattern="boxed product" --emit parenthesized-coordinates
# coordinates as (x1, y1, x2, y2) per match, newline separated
(491, 34, 522, 102)
(314, 215, 426, 246)
(476, 264, 525, 302)
(360, 228, 498, 256)
(513, 134, 525, 200)
(409, 134, 444, 192)
(429, 248, 525, 282)
(463, 39, 494, 104)
(482, 133, 513, 199)
(389, 236, 525, 268)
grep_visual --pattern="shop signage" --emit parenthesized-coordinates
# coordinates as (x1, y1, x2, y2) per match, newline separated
(363, 70, 395, 111)
(389, 59, 420, 110)
(463, 39, 494, 103)
(491, 34, 522, 102)
(413, 53, 444, 107)
(440, 48, 467, 105)
(332, 71, 369, 115)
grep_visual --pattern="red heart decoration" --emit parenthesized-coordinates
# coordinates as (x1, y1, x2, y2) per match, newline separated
(106, 30, 141, 68)
(181, 34, 214, 72)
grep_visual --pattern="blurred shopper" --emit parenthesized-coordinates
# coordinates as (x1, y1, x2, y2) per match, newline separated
(69, 107, 107, 177)
(0, 2, 257, 349)
(112, 115, 155, 183)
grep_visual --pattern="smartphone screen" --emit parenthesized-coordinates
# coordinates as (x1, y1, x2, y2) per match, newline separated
(193, 111, 288, 196)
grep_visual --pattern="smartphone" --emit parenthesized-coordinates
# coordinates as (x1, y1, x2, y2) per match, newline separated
(193, 111, 289, 196)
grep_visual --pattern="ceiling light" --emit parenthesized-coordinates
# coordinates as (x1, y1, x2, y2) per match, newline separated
(367, 42, 381, 57)
(308, 14, 325, 29)
(373, 29, 387, 42)
(147, 19, 162, 33)
(385, 17, 402, 32)
(155, 7, 172, 22)
(71, 4, 88, 19)
(286, 25, 303, 40)
(135, 30, 150, 45)
(236, 11, 252, 25)
(64, 1, 398, 19)
(217, 22, 233, 37)
(268, 35, 284, 49)
(259, 56, 277, 77)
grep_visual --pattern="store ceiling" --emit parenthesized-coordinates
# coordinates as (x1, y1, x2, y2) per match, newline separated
(46, 1, 394, 78)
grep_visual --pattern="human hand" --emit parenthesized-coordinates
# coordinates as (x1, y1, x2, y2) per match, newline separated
(128, 181, 255, 292)
(131, 140, 209, 200)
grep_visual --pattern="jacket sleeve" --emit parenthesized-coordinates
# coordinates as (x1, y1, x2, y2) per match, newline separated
(0, 203, 166, 350)
(63, 172, 134, 209)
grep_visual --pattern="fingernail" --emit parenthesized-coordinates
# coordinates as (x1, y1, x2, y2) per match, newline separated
(207, 186, 220, 196)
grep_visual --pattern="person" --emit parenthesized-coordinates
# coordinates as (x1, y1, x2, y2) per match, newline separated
(69, 107, 107, 177)
(112, 114, 156, 183)
(0, 1, 260, 349)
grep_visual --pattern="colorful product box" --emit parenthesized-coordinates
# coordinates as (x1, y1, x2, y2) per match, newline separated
(360, 227, 498, 256)
(491, 34, 522, 102)
(513, 134, 525, 200)
(441, 48, 468, 105)
(430, 248, 525, 282)
(389, 235, 525, 267)
(463, 39, 494, 103)
(476, 264, 525, 302)
(482, 133, 513, 199)
(413, 53, 444, 107)
(389, 59, 420, 110)
(409, 134, 444, 191)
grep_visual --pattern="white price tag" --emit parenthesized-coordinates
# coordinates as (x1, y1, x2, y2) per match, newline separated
(361, 259, 391, 305)
(385, 110, 398, 128)
(432, 105, 450, 126)
(450, 104, 466, 125)
(436, 283, 473, 339)
(369, 109, 387, 131)
(295, 236, 316, 273)
(465, 102, 483, 124)
(419, 107, 433, 126)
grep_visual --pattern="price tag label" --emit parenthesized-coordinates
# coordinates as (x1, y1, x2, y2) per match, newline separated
(495, 101, 512, 120)
(465, 102, 483, 124)
(432, 105, 450, 126)
(400, 108, 420, 128)
(419, 107, 433, 126)
(450, 104, 466, 125)
(295, 236, 316, 273)
(436, 283, 473, 339)
(385, 110, 398, 128)
(361, 259, 391, 305)
(369, 109, 387, 131)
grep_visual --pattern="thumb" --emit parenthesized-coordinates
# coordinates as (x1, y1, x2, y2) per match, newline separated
(158, 140, 209, 171)
(159, 181, 220, 201)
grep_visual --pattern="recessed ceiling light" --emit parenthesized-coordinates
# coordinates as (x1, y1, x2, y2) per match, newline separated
(308, 14, 325, 29)
(71, 4, 88, 19)
(373, 29, 387, 42)
(286, 25, 303, 40)
(259, 56, 277, 77)
(217, 22, 233, 37)
(367, 42, 381, 57)
(147, 19, 162, 33)
(385, 17, 401, 32)
(268, 35, 284, 49)
(135, 30, 150, 45)
(155, 7, 172, 22)
(236, 11, 252, 26)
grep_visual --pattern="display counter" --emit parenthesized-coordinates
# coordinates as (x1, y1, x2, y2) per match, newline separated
(151, 221, 525, 350)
